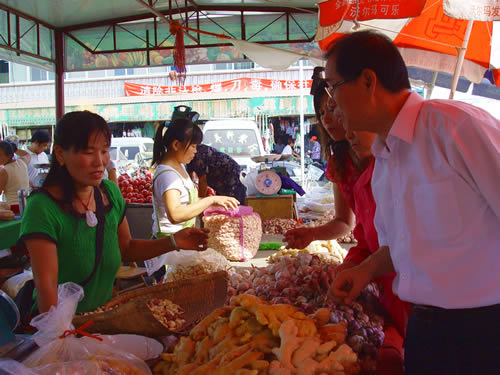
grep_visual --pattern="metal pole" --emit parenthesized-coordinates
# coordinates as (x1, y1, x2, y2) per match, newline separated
(426, 71, 438, 100)
(299, 59, 305, 187)
(449, 20, 474, 100)
(55, 30, 65, 121)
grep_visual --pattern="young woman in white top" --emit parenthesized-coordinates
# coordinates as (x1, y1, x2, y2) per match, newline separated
(147, 119, 239, 276)
(0, 141, 30, 209)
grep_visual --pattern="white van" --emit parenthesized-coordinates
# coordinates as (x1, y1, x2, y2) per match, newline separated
(202, 119, 265, 171)
(110, 137, 154, 168)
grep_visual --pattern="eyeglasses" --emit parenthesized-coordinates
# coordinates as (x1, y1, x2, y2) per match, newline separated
(324, 79, 349, 99)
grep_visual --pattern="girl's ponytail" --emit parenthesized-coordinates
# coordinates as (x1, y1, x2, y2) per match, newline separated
(152, 122, 167, 167)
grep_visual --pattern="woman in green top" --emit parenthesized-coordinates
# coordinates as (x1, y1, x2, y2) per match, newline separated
(19, 111, 208, 314)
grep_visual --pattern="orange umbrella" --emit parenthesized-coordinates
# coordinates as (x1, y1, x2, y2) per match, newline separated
(317, 0, 500, 97)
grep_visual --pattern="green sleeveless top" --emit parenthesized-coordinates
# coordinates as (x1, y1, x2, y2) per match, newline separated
(19, 180, 125, 313)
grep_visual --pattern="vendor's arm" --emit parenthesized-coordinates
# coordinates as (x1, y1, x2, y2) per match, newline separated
(330, 246, 394, 304)
(283, 184, 354, 248)
(24, 239, 58, 313)
(198, 174, 208, 198)
(118, 217, 209, 262)
(164, 189, 238, 224)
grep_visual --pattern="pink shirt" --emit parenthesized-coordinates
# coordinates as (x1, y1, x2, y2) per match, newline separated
(372, 92, 500, 309)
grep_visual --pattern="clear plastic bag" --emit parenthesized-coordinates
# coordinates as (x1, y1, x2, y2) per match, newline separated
(22, 282, 151, 375)
(0, 359, 38, 375)
(164, 248, 231, 282)
(203, 206, 262, 261)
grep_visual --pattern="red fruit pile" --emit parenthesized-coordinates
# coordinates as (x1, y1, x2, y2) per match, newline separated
(118, 170, 153, 204)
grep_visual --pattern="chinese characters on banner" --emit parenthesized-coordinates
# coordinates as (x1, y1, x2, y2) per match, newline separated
(444, 0, 500, 21)
(319, 0, 426, 26)
(124, 78, 312, 96)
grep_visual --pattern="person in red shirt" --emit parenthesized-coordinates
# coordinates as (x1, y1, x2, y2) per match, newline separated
(284, 74, 410, 374)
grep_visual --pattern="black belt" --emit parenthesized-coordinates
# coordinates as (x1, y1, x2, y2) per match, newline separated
(412, 303, 500, 318)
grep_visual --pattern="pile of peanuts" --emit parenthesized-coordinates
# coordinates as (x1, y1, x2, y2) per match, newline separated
(203, 212, 262, 261)
(165, 263, 229, 282)
(262, 218, 300, 234)
(147, 298, 186, 331)
(79, 303, 119, 316)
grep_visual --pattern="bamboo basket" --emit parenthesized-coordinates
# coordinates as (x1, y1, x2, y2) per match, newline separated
(72, 271, 228, 338)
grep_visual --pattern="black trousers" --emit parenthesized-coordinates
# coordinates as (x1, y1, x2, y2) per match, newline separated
(404, 303, 500, 375)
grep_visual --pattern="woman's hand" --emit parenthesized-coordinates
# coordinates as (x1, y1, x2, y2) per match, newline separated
(174, 227, 209, 251)
(283, 227, 315, 249)
(210, 196, 239, 210)
(334, 259, 358, 274)
(328, 263, 373, 305)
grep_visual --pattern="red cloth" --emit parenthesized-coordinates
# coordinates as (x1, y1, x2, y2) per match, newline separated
(376, 325, 404, 375)
(326, 155, 411, 339)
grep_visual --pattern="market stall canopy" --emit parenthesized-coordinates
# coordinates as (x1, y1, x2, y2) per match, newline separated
(316, 0, 500, 95)
(0, 0, 322, 72)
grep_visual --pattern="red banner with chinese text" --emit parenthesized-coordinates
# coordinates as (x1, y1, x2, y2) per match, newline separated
(319, 0, 426, 26)
(124, 78, 312, 96)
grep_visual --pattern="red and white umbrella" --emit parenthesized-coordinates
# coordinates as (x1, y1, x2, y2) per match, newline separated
(316, 0, 500, 98)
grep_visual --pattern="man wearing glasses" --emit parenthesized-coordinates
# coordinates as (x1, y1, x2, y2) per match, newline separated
(326, 30, 500, 375)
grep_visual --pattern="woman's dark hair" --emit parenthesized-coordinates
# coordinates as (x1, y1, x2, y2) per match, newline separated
(326, 30, 410, 93)
(30, 129, 51, 144)
(152, 118, 203, 167)
(43, 111, 111, 205)
(312, 80, 350, 179)
(0, 141, 17, 159)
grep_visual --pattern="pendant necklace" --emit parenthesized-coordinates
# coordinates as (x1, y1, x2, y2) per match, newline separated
(77, 188, 98, 227)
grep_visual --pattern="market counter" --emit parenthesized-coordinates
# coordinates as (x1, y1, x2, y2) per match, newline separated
(0, 219, 21, 250)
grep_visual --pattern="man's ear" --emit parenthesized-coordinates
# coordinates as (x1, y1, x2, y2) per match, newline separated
(53, 145, 65, 165)
(360, 68, 377, 93)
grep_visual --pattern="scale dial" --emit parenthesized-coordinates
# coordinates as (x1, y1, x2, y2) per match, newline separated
(255, 170, 282, 195)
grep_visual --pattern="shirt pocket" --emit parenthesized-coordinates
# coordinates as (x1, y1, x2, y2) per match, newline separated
(412, 180, 463, 241)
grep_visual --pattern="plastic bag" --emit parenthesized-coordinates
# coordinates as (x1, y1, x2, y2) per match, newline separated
(1, 270, 33, 299)
(241, 167, 259, 196)
(0, 359, 38, 375)
(203, 206, 262, 261)
(22, 282, 151, 375)
(164, 248, 230, 282)
(97, 335, 163, 361)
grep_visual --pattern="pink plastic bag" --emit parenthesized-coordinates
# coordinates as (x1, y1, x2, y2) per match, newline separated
(203, 206, 262, 261)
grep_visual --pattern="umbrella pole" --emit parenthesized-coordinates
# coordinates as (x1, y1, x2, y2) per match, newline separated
(449, 20, 474, 99)
(299, 59, 305, 187)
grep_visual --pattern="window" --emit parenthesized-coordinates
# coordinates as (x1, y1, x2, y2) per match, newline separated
(215, 63, 231, 71)
(66, 71, 86, 79)
(121, 146, 140, 160)
(203, 129, 261, 156)
(0, 61, 8, 83)
(87, 70, 106, 78)
(234, 62, 254, 70)
(30, 68, 47, 81)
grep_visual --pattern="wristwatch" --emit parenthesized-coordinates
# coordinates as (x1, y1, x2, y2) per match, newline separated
(170, 234, 179, 250)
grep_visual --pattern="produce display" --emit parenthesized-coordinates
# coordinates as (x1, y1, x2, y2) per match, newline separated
(227, 254, 384, 372)
(262, 217, 357, 244)
(263, 218, 300, 234)
(203, 206, 262, 261)
(147, 298, 186, 331)
(267, 241, 346, 265)
(153, 294, 360, 375)
(117, 170, 153, 204)
(164, 249, 232, 282)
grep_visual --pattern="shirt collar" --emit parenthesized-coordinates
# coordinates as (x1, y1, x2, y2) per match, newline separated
(372, 91, 424, 158)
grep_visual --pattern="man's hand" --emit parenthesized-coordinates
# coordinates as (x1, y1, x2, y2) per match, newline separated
(174, 228, 209, 251)
(334, 259, 358, 274)
(329, 263, 373, 305)
(283, 227, 315, 249)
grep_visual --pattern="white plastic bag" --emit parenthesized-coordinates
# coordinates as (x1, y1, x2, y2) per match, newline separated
(241, 167, 259, 196)
(164, 249, 230, 282)
(96, 334, 163, 361)
(1, 270, 33, 299)
(22, 282, 151, 375)
(0, 359, 38, 375)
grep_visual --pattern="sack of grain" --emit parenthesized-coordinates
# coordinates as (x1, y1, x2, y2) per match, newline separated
(203, 206, 262, 261)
